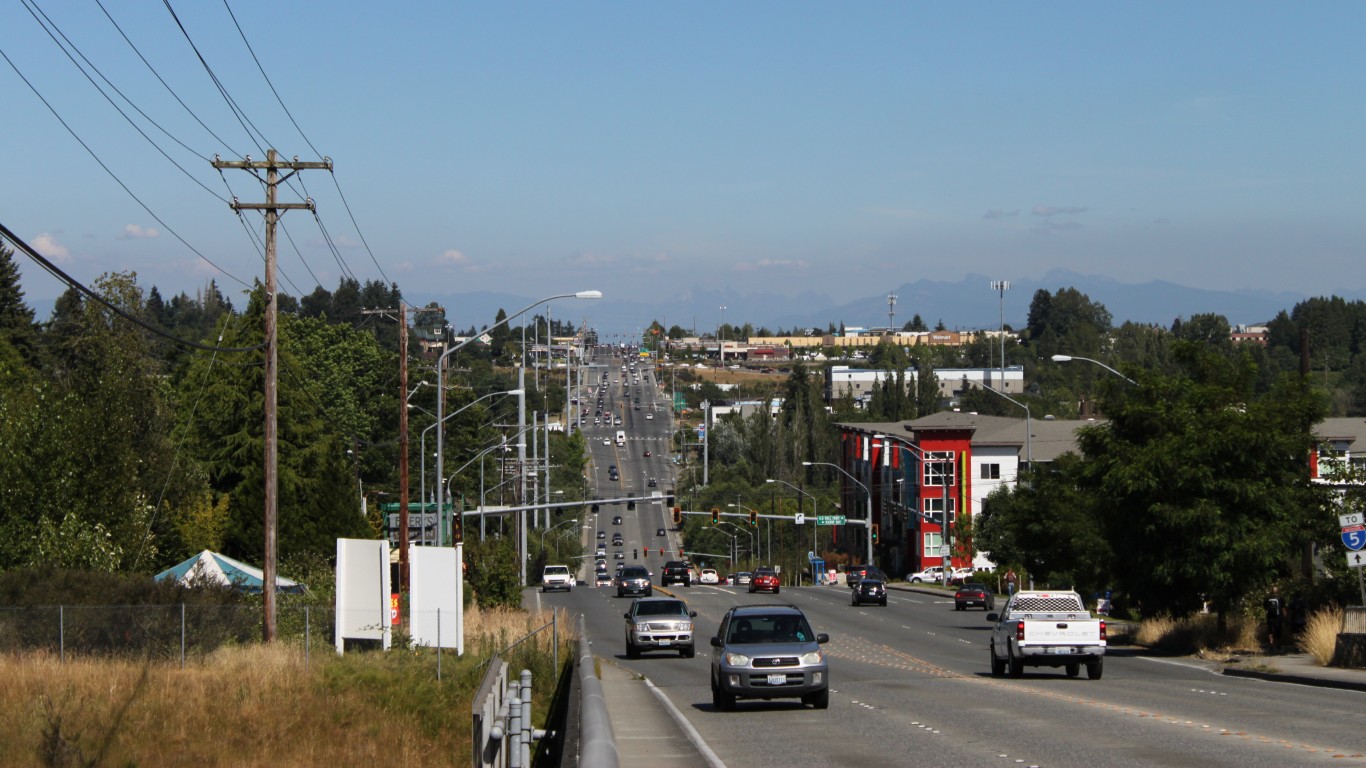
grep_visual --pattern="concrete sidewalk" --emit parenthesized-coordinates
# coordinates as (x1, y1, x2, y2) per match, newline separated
(1222, 652, 1366, 692)
(596, 658, 719, 767)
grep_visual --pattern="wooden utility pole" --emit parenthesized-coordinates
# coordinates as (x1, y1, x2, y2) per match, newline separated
(212, 149, 332, 642)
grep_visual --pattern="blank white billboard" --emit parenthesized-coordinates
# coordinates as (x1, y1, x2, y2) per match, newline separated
(335, 538, 391, 653)
(409, 545, 462, 650)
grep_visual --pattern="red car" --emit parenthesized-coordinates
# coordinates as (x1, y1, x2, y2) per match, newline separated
(748, 569, 780, 594)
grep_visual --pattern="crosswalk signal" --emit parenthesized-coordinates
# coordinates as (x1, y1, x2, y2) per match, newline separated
(871, 523, 879, 543)
(748, 508, 757, 526)
(672, 506, 682, 525)
(711, 507, 720, 524)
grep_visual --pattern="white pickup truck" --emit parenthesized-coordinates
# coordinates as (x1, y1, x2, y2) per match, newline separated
(987, 590, 1105, 679)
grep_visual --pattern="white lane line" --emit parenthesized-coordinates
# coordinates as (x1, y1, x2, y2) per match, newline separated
(643, 677, 727, 768)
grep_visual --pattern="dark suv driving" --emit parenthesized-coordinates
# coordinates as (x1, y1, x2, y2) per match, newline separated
(661, 560, 692, 587)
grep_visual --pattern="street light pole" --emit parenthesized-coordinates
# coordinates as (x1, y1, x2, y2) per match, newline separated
(435, 290, 600, 589)
(767, 478, 818, 580)
(804, 461, 873, 566)
(1051, 354, 1136, 385)
(961, 379, 1032, 467)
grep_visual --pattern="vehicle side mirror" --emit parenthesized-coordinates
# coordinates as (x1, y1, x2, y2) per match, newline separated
(710, 636, 722, 647)
(986, 613, 999, 622)
(624, 613, 632, 620)
(816, 633, 830, 644)
(690, 611, 698, 617)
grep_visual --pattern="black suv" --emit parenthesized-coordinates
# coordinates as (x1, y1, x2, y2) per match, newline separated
(845, 564, 886, 590)
(661, 560, 692, 587)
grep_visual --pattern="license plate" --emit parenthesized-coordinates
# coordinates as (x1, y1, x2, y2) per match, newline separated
(767, 673, 787, 686)
(658, 640, 670, 646)
(1051, 647, 1074, 654)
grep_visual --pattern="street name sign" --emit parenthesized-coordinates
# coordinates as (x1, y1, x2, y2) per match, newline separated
(816, 515, 847, 525)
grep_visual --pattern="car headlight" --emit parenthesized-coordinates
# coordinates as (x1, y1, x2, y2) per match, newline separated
(723, 652, 751, 666)
(800, 650, 824, 665)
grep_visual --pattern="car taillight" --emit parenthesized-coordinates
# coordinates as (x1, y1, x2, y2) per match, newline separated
(1099, 620, 1106, 641)
(1015, 621, 1025, 641)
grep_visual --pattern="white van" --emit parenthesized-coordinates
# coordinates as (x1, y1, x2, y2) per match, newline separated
(615, 430, 626, 446)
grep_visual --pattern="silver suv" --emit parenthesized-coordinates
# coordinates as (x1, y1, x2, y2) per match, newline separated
(623, 597, 696, 658)
(710, 604, 830, 710)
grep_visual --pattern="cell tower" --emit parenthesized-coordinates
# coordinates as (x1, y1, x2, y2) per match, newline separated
(887, 293, 898, 333)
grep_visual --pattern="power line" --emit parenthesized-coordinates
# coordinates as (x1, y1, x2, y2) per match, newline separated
(0, 45, 250, 290)
(0, 220, 265, 354)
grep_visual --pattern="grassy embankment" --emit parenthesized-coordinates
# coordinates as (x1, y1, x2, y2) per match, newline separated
(0, 605, 572, 768)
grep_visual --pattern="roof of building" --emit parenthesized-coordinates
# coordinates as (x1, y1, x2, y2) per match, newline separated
(1315, 418, 1366, 451)
(837, 412, 1101, 463)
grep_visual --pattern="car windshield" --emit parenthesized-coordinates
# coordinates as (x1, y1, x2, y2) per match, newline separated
(726, 613, 813, 644)
(621, 568, 648, 579)
(634, 601, 687, 617)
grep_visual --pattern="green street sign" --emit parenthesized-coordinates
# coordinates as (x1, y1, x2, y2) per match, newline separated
(816, 515, 847, 526)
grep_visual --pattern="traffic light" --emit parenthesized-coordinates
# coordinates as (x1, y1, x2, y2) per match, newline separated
(666, 489, 676, 506)
(628, 500, 636, 511)
(871, 523, 879, 543)
(711, 507, 720, 524)
(452, 514, 463, 544)
(591, 503, 600, 514)
(672, 506, 682, 525)
(633, 549, 638, 560)
(748, 508, 757, 527)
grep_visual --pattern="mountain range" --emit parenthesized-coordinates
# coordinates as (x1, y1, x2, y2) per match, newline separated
(411, 269, 1356, 339)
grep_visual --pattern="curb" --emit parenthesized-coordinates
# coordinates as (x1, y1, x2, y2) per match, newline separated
(1221, 666, 1366, 693)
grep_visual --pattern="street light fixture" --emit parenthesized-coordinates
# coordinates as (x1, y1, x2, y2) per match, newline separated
(540, 518, 577, 563)
(716, 520, 755, 569)
(1051, 354, 1135, 385)
(803, 461, 874, 566)
(435, 290, 600, 589)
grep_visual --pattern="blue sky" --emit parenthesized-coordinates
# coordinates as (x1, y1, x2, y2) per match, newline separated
(4, 2, 1365, 331)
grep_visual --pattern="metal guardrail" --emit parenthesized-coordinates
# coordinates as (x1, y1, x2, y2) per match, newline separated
(577, 614, 618, 768)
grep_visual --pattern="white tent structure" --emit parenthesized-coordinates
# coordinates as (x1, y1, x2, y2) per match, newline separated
(155, 550, 304, 594)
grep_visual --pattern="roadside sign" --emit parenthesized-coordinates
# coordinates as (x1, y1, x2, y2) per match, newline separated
(1349, 551, 1366, 569)
(816, 515, 847, 526)
(1341, 512, 1364, 529)
(1345, 528, 1366, 552)
(794, 513, 805, 525)
(939, 545, 951, 558)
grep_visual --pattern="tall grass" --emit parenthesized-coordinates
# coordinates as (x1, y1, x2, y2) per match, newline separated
(1297, 606, 1344, 665)
(1134, 612, 1260, 656)
(0, 605, 575, 768)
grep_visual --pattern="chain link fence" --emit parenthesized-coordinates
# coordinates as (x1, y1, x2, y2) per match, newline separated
(0, 605, 335, 664)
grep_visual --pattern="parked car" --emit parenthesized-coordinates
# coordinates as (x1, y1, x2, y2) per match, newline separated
(851, 578, 887, 606)
(616, 565, 653, 598)
(955, 583, 995, 611)
(661, 560, 693, 587)
(699, 568, 720, 585)
(948, 567, 976, 585)
(906, 566, 946, 584)
(710, 604, 830, 710)
(624, 597, 697, 658)
(749, 568, 780, 594)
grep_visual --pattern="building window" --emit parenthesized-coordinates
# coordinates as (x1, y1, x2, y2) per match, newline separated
(922, 451, 955, 487)
(980, 463, 1000, 480)
(923, 532, 942, 553)
(923, 497, 957, 521)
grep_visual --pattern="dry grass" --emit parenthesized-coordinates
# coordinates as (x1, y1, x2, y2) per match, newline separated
(0, 606, 574, 768)
(1297, 606, 1344, 665)
(1135, 612, 1261, 657)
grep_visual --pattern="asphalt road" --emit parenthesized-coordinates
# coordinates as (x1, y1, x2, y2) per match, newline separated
(554, 352, 1366, 766)
(535, 578, 1366, 768)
